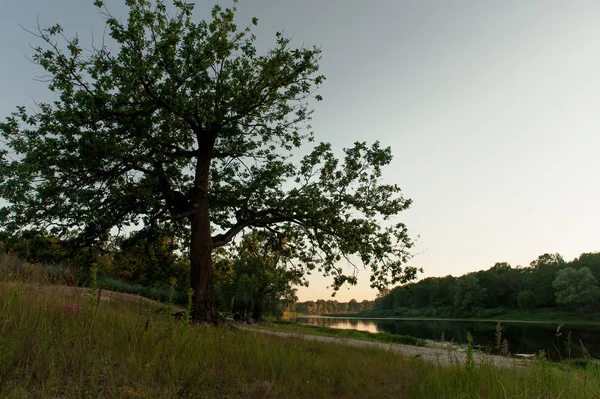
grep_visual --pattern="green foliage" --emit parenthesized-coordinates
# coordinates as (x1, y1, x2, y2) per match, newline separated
(464, 331, 475, 374)
(453, 275, 487, 317)
(553, 267, 600, 312)
(475, 262, 519, 308)
(179, 288, 194, 336)
(97, 275, 186, 303)
(570, 252, 600, 281)
(216, 231, 303, 320)
(111, 225, 189, 287)
(0, 230, 107, 270)
(0, 0, 417, 320)
(522, 253, 565, 308)
(492, 322, 510, 356)
(294, 298, 373, 315)
(370, 251, 600, 320)
(0, 231, 65, 264)
(85, 263, 101, 333)
(517, 290, 537, 310)
(164, 277, 178, 331)
(85, 264, 100, 314)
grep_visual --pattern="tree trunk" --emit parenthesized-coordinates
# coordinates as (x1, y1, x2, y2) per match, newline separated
(189, 150, 219, 324)
(253, 300, 263, 322)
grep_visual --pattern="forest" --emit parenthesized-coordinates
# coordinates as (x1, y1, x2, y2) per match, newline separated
(293, 298, 374, 315)
(365, 252, 600, 318)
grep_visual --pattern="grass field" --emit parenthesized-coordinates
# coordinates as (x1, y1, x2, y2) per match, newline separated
(1, 258, 600, 398)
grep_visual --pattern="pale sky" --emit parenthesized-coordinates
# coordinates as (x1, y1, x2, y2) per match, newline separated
(1, 1, 599, 302)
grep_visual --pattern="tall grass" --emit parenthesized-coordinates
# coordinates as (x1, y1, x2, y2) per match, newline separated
(1, 281, 599, 398)
(1, 255, 600, 398)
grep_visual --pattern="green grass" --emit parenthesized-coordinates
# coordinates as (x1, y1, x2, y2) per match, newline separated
(2, 258, 600, 398)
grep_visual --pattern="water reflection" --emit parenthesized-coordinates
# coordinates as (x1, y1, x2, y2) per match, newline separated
(297, 316, 600, 360)
(309, 317, 379, 334)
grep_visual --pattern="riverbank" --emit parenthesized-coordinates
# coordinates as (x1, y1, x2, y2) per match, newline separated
(245, 326, 527, 368)
(252, 321, 425, 346)
(253, 321, 597, 365)
(293, 314, 600, 360)
(299, 310, 600, 325)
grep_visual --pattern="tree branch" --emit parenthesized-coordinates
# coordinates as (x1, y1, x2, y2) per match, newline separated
(211, 208, 303, 248)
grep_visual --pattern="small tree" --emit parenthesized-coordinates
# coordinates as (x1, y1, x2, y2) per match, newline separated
(217, 231, 303, 321)
(0, 0, 416, 323)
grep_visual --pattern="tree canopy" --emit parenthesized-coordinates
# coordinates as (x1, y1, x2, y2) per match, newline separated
(0, 0, 416, 322)
(552, 267, 600, 312)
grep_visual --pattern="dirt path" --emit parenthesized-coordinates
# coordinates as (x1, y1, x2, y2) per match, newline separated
(243, 327, 529, 369)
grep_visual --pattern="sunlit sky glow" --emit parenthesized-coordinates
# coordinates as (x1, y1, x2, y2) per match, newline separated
(1, 0, 599, 301)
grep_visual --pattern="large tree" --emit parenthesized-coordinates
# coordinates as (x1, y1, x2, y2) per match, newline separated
(0, 0, 416, 323)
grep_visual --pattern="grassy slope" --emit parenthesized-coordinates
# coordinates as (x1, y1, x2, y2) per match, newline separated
(1, 281, 599, 398)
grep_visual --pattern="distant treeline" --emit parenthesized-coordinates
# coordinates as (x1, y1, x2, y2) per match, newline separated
(292, 298, 374, 315)
(364, 252, 600, 318)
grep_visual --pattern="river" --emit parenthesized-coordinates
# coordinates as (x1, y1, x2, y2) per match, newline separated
(297, 316, 600, 360)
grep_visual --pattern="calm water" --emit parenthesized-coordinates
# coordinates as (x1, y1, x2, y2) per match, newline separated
(297, 316, 600, 360)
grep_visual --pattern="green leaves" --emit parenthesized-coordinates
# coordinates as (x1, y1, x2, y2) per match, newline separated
(213, 140, 416, 291)
(552, 267, 600, 311)
(216, 231, 303, 320)
(0, 0, 415, 298)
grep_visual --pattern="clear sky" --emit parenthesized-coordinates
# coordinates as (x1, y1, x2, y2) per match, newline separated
(1, 1, 599, 302)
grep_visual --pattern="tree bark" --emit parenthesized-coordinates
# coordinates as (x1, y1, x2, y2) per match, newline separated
(189, 148, 219, 323)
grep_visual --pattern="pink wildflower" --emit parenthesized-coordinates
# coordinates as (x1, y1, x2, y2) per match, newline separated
(63, 303, 83, 314)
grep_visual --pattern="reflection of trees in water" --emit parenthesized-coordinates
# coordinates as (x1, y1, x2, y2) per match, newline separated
(304, 317, 379, 333)
(298, 317, 600, 359)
